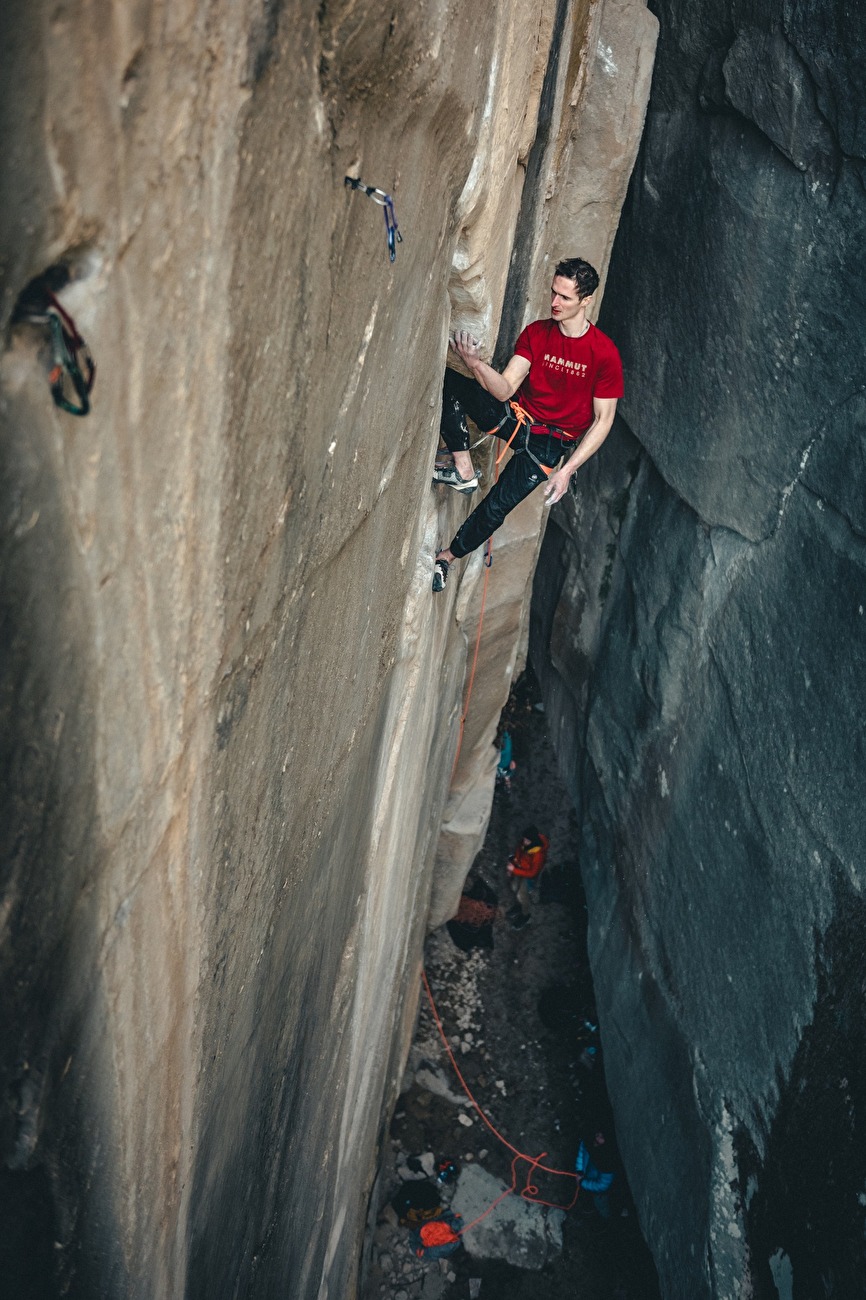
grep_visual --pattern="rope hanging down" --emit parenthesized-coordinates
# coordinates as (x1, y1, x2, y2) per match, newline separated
(344, 176, 403, 262)
(421, 968, 580, 1232)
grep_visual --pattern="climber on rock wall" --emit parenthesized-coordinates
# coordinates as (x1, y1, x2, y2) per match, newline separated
(431, 257, 623, 592)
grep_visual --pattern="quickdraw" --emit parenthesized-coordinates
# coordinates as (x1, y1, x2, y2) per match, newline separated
(19, 290, 95, 416)
(344, 175, 403, 262)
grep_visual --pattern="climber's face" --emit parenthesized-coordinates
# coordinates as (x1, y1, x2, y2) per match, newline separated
(551, 275, 592, 324)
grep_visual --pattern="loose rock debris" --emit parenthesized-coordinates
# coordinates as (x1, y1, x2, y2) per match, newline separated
(362, 670, 661, 1300)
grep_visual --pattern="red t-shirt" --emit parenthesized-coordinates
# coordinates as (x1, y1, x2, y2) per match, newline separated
(513, 319, 624, 437)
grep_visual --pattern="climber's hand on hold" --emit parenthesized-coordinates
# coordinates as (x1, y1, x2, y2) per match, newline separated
(450, 330, 483, 370)
(543, 466, 573, 505)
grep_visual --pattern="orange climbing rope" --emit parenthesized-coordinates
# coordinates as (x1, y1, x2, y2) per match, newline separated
(421, 968, 580, 1233)
(493, 401, 527, 464)
(497, 402, 554, 476)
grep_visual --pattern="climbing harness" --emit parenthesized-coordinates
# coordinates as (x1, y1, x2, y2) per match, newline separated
(344, 176, 403, 262)
(18, 290, 95, 416)
(492, 402, 574, 477)
(421, 969, 580, 1233)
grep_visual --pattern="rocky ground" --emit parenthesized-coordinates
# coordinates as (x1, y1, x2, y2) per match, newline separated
(361, 671, 661, 1300)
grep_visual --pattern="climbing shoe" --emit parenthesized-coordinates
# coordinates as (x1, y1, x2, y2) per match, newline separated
(432, 558, 449, 593)
(509, 911, 531, 930)
(432, 464, 478, 493)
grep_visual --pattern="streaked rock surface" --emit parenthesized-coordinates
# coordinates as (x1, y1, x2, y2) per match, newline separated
(0, 1, 654, 1295)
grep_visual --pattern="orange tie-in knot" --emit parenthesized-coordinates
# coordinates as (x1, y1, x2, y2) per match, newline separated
(495, 403, 554, 475)
(495, 402, 531, 465)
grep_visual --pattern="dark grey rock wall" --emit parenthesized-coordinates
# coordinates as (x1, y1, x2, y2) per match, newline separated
(532, 1, 866, 1296)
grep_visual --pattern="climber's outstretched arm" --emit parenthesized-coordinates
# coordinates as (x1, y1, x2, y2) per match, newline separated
(450, 330, 530, 403)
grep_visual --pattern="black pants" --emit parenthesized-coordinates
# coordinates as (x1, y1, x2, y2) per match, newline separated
(440, 369, 565, 559)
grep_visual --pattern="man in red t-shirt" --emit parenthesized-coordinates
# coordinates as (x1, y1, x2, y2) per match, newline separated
(506, 825, 549, 926)
(431, 257, 623, 592)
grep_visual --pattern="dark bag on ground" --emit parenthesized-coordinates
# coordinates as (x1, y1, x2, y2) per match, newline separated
(391, 1179, 441, 1225)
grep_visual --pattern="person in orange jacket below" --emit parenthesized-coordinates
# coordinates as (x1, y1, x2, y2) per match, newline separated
(506, 825, 549, 929)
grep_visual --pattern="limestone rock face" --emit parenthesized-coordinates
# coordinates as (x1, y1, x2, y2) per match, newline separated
(532, 1, 866, 1296)
(0, 1, 654, 1297)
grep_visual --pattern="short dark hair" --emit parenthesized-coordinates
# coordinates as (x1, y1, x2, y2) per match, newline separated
(554, 257, 599, 299)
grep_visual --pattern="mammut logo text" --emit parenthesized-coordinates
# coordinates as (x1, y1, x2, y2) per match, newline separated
(543, 353, 588, 376)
